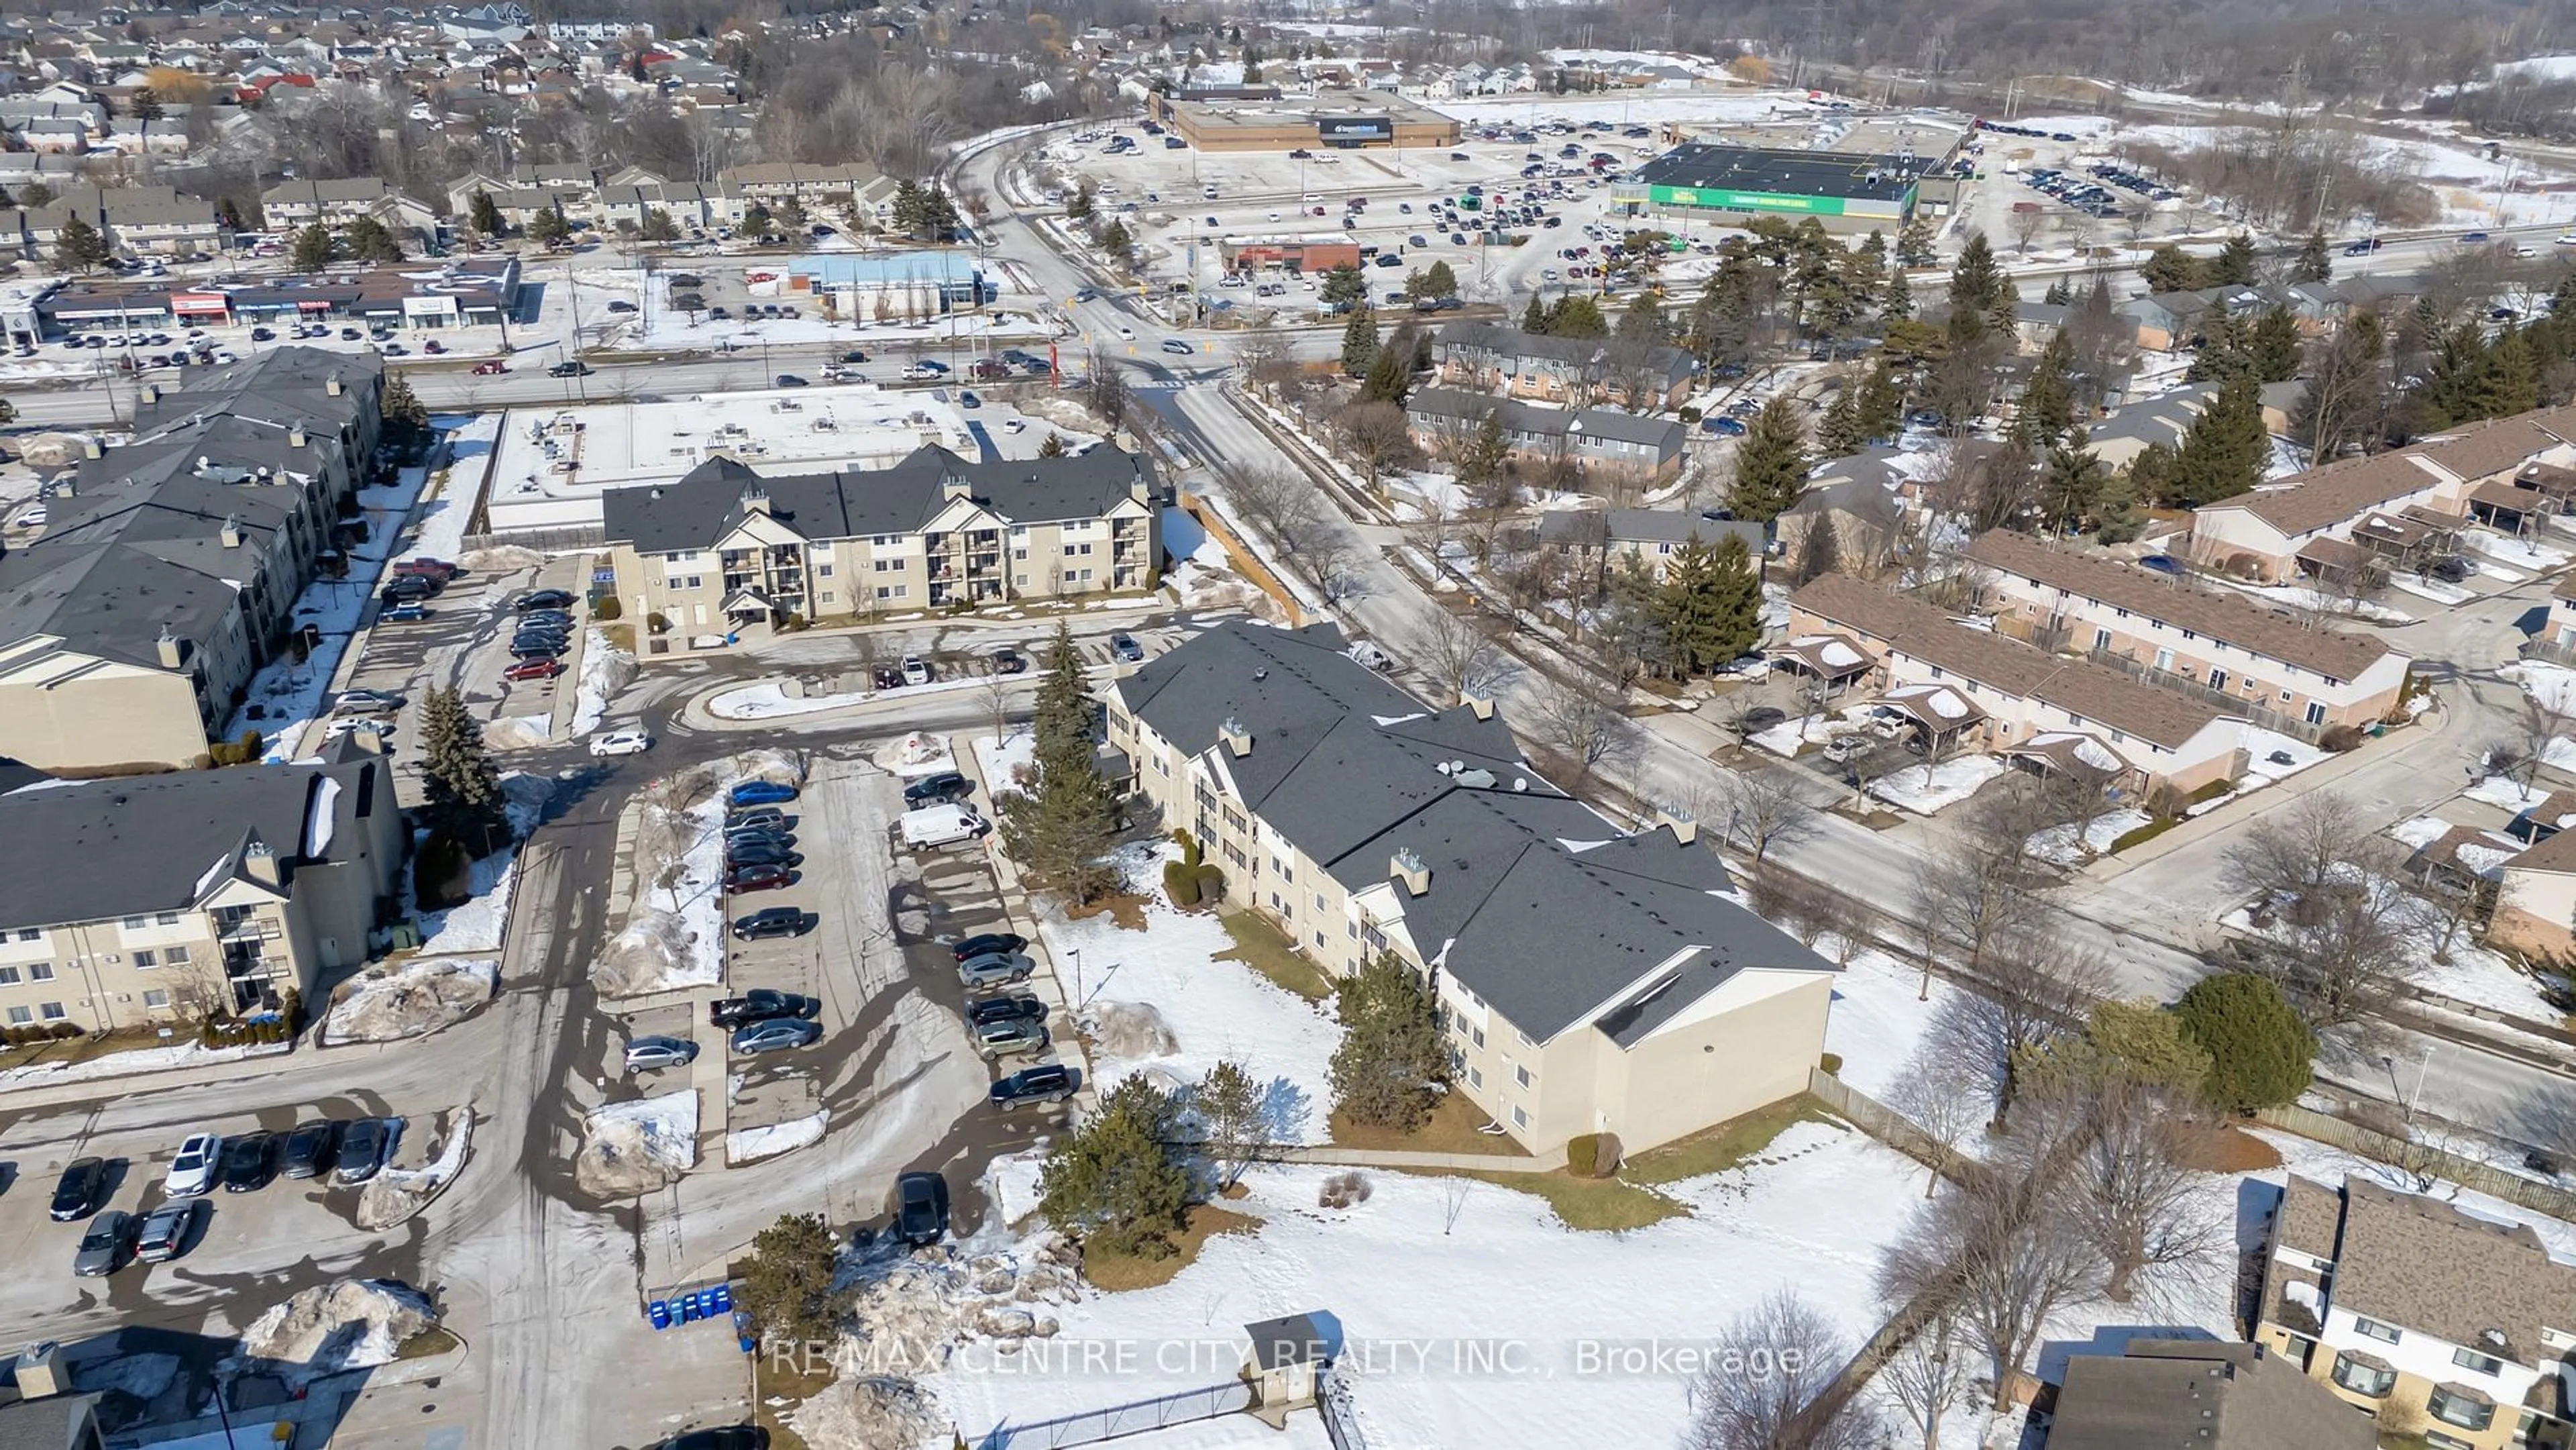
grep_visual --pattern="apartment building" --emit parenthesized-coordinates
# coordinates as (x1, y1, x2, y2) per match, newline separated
(2190, 406, 2576, 582)
(2045, 1340, 2375, 1450)
(1785, 572, 2246, 794)
(2253, 1174, 2576, 1450)
(600, 446, 1161, 648)
(1407, 388, 1688, 483)
(1107, 620, 1841, 1157)
(1967, 529, 2410, 734)
(0, 754, 407, 1033)
(1431, 321, 1697, 412)
(1533, 508, 1765, 584)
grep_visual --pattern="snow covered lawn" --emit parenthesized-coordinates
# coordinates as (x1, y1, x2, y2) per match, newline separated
(2463, 774, 2553, 812)
(708, 671, 1000, 720)
(2029, 809, 2152, 866)
(1036, 844, 1341, 1146)
(2219, 579, 2413, 624)
(412, 772, 554, 955)
(2236, 728, 2333, 788)
(873, 731, 957, 778)
(2390, 572, 2478, 606)
(1821, 947, 1966, 1101)
(570, 626, 637, 738)
(0, 1038, 290, 1091)
(2504, 659, 2576, 715)
(592, 793, 727, 997)
(1866, 754, 2005, 815)
(973, 729, 1039, 794)
(931, 1125, 1925, 1449)
(1748, 711, 1851, 758)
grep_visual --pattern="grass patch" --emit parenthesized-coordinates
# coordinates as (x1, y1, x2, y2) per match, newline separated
(0, 1027, 202, 1072)
(1426, 1168, 1685, 1232)
(1065, 891, 1149, 930)
(395, 1327, 460, 1361)
(2165, 1121, 2283, 1173)
(1622, 1097, 1838, 1186)
(751, 1353, 834, 1450)
(599, 622, 637, 655)
(1330, 1090, 1532, 1157)
(1081, 1203, 1263, 1291)
(2110, 816, 2183, 853)
(1214, 911, 1334, 1002)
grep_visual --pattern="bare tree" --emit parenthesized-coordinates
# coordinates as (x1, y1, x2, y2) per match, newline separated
(1878, 1309, 1972, 1450)
(2060, 1085, 2221, 1304)
(1401, 494, 1458, 577)
(1713, 769, 1823, 866)
(1417, 608, 1503, 705)
(1224, 463, 1327, 556)
(1304, 530, 1360, 604)
(1335, 400, 1417, 495)
(1907, 835, 2039, 990)
(2007, 205, 2049, 255)
(2226, 793, 2426, 1033)
(1747, 863, 1835, 947)
(1528, 663, 1628, 784)
(1885, 1037, 1992, 1198)
(1235, 316, 1298, 393)
(1680, 1291, 1882, 1450)
(2221, 790, 2369, 908)
(2512, 696, 2571, 788)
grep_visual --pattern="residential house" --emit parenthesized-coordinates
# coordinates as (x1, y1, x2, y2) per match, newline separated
(716, 161, 882, 211)
(1431, 321, 1696, 412)
(2253, 1173, 2576, 1450)
(262, 176, 409, 228)
(2085, 384, 2213, 472)
(1108, 619, 1842, 1156)
(1784, 572, 2247, 793)
(2190, 406, 2576, 582)
(0, 1390, 104, 1450)
(0, 754, 407, 1031)
(1776, 454, 1908, 574)
(2044, 1340, 2375, 1450)
(600, 446, 1161, 649)
(1406, 388, 1687, 484)
(1965, 529, 2410, 733)
(1534, 508, 1764, 584)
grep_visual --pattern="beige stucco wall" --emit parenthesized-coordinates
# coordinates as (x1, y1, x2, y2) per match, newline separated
(0, 668, 211, 770)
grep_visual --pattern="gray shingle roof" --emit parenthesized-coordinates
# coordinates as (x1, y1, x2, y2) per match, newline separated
(600, 445, 1152, 553)
(0, 757, 392, 930)
(0, 541, 244, 672)
(0, 1394, 101, 1450)
(2048, 1341, 2373, 1450)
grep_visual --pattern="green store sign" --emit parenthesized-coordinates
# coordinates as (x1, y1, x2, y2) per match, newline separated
(1646, 186, 1849, 215)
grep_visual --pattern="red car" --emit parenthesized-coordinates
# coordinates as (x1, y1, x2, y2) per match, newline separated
(503, 658, 564, 682)
(471, 360, 508, 375)
(725, 864, 794, 893)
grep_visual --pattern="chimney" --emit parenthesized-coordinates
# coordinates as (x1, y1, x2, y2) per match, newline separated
(219, 513, 243, 548)
(1461, 688, 1493, 721)
(154, 625, 184, 670)
(941, 474, 973, 502)
(1130, 478, 1151, 505)
(242, 840, 280, 887)
(1657, 807, 1697, 847)
(327, 374, 345, 397)
(1220, 715, 1251, 756)
(1391, 845, 1429, 896)
(739, 483, 770, 516)
(83, 438, 102, 460)
(11, 1342, 63, 1399)
(288, 425, 307, 450)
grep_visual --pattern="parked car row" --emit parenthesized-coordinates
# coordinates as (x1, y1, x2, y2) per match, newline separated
(49, 1117, 402, 1276)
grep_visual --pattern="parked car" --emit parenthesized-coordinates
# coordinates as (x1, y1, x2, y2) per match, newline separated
(841, 349, 871, 364)
(50, 1157, 108, 1221)
(775, 374, 808, 388)
(164, 1134, 223, 1198)
(2137, 554, 2187, 576)
(382, 601, 433, 623)
(135, 1200, 198, 1263)
(624, 1035, 702, 1074)
(732, 1018, 822, 1055)
(504, 658, 566, 682)
(333, 1118, 396, 1185)
(989, 1063, 1075, 1111)
(957, 951, 1036, 989)
(724, 841, 803, 870)
(892, 1172, 949, 1246)
(903, 772, 971, 807)
(949, 931, 1027, 962)
(1108, 632, 1145, 663)
(724, 863, 795, 893)
(73, 1211, 137, 1277)
(590, 729, 653, 757)
(967, 992, 1048, 1029)
(728, 780, 799, 809)
(901, 654, 932, 686)
(514, 588, 576, 611)
(2426, 555, 2473, 583)
(730, 907, 810, 941)
(508, 638, 568, 660)
(991, 645, 1026, 675)
(219, 1132, 282, 1192)
(709, 990, 820, 1028)
(726, 805, 789, 832)
(281, 1121, 343, 1180)
(974, 1018, 1050, 1059)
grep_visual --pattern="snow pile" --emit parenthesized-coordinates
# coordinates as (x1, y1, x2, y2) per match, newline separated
(70, 1351, 180, 1402)
(457, 543, 547, 573)
(0, 1037, 289, 1090)
(571, 627, 638, 737)
(480, 715, 553, 750)
(1866, 754, 2006, 815)
(2465, 774, 2551, 812)
(592, 795, 726, 998)
(835, 1238, 1084, 1386)
(2028, 809, 2153, 866)
(325, 958, 498, 1044)
(1038, 842, 1340, 1145)
(237, 1279, 437, 1387)
(872, 731, 957, 778)
(356, 1108, 474, 1231)
(796, 1376, 950, 1450)
(576, 1090, 700, 1197)
(2505, 659, 2576, 716)
(728, 1108, 827, 1164)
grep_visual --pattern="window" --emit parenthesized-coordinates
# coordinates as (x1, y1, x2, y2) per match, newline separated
(816, 564, 833, 577)
(1515, 1064, 1532, 1088)
(2306, 701, 2327, 727)
(820, 593, 835, 605)
(1511, 1106, 1528, 1129)
(2424, 1434, 2473, 1450)
(131, 950, 156, 970)
(38, 1002, 64, 1021)
(2280, 688, 2294, 703)
(1014, 548, 1029, 560)
(156, 911, 180, 926)
(122, 915, 148, 930)
(2428, 1389, 2495, 1432)
(1313, 929, 1327, 948)
(164, 945, 189, 966)
(2451, 1347, 2504, 1377)
(2094, 627, 2111, 650)
(27, 963, 53, 982)
(1468, 1066, 1483, 1088)
(142, 990, 169, 1009)
(0, 966, 15, 984)
(1313, 893, 1327, 913)
(1015, 574, 1030, 586)
(684, 575, 702, 589)
(13, 929, 36, 942)
(2329, 1354, 2396, 1398)
(2353, 1318, 2402, 1345)
(3, 1006, 25, 1026)
(2208, 668, 2229, 692)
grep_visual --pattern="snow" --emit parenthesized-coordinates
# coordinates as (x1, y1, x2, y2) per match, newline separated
(2464, 774, 2552, 812)
(2237, 729, 2331, 787)
(237, 1279, 437, 1389)
(575, 1089, 700, 1197)
(1748, 710, 1854, 758)
(1866, 754, 2006, 815)
(2219, 578, 2414, 624)
(356, 1107, 474, 1231)
(872, 730, 958, 778)
(2497, 54, 2576, 82)
(324, 957, 498, 1043)
(2463, 527, 2571, 571)
(412, 772, 554, 955)
(729, 1108, 828, 1164)
(922, 1125, 1927, 1450)
(1036, 844, 1341, 1145)
(305, 774, 341, 855)
(570, 626, 637, 737)
(592, 794, 728, 997)
(0, 1037, 290, 1091)
(1820, 947, 1966, 1099)
(2504, 660, 2576, 715)
(2390, 572, 2478, 606)
(707, 670, 1001, 719)
(2029, 809, 2153, 866)
(2388, 815, 2455, 851)
(973, 729, 1040, 794)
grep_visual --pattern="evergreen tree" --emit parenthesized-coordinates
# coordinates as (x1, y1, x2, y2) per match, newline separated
(1791, 511, 1841, 586)
(2413, 321, 2490, 430)
(1854, 360, 1904, 444)
(1065, 180, 1095, 221)
(1615, 289, 1665, 342)
(2041, 277, 2072, 307)
(1321, 263, 1366, 308)
(2167, 371, 2268, 505)
(1097, 219, 1132, 257)
(1454, 409, 1509, 485)
(1328, 953, 1450, 1131)
(53, 216, 111, 272)
(1728, 395, 1809, 523)
(2139, 244, 2203, 294)
(2174, 973, 2314, 1112)
(417, 686, 506, 851)
(639, 207, 680, 242)
(1037, 431, 1067, 458)
(1038, 1076, 1191, 1257)
(469, 189, 504, 236)
(1521, 291, 1548, 333)
(1816, 385, 1866, 458)
(1340, 306, 1380, 377)
(2186, 312, 2251, 384)
(527, 202, 572, 248)
(2473, 325, 2540, 419)
(1406, 259, 1460, 302)
(1358, 340, 1411, 403)
(2249, 307, 2302, 383)
(380, 373, 429, 433)
(1240, 44, 1263, 85)
(343, 215, 404, 263)
(2291, 228, 2333, 284)
(2039, 429, 2107, 534)
(2123, 442, 2178, 513)
(1545, 293, 1607, 338)
(2012, 333, 2074, 448)
(2212, 231, 2258, 286)
(998, 623, 1122, 904)
(290, 219, 337, 272)
(1882, 263, 1913, 320)
(1948, 230, 2006, 319)
(1658, 531, 1762, 673)
(735, 1213, 841, 1343)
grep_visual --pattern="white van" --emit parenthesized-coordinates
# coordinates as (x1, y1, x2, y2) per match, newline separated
(900, 803, 987, 850)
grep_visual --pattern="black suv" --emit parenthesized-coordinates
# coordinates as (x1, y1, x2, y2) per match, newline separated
(708, 990, 820, 1028)
(949, 931, 1026, 962)
(967, 992, 1048, 1029)
(990, 1064, 1075, 1111)
(731, 907, 810, 941)
(903, 772, 971, 807)
(219, 1132, 282, 1192)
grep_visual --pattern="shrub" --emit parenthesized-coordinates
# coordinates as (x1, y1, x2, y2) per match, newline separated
(592, 594, 623, 621)
(1318, 1170, 1372, 1208)
(2174, 972, 2315, 1112)
(1171, 829, 1203, 870)
(1677, 405, 1702, 424)
(2318, 723, 2365, 752)
(647, 611, 672, 635)
(1818, 1051, 1843, 1076)
(2110, 817, 2181, 852)
(1162, 858, 1200, 908)
(413, 831, 475, 910)
(1567, 1133, 1599, 1178)
(46, 1021, 82, 1041)
(1192, 863, 1225, 904)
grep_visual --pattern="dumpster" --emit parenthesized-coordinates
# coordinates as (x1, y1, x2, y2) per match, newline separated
(648, 1299, 672, 1331)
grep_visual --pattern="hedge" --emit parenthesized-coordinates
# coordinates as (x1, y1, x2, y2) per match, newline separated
(2110, 817, 2183, 853)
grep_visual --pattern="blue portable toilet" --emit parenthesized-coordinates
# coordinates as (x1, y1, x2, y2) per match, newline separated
(647, 1299, 672, 1331)
(710, 1284, 733, 1313)
(733, 1308, 756, 1353)
(679, 1294, 702, 1324)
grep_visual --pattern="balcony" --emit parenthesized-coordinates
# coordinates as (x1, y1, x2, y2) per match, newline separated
(215, 914, 280, 945)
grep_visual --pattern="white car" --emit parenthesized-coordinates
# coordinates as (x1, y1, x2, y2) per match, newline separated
(1115, 325, 1135, 340)
(13, 505, 44, 529)
(2557, 234, 2576, 248)
(901, 654, 932, 686)
(590, 729, 653, 757)
(165, 1133, 223, 1198)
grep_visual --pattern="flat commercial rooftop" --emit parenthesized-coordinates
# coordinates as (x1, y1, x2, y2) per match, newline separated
(1631, 143, 1923, 201)
(1173, 87, 1456, 133)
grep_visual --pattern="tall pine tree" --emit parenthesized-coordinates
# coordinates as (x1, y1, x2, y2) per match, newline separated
(2039, 429, 2108, 535)
(1038, 1076, 1191, 1257)
(2291, 229, 2333, 284)
(1657, 531, 1763, 674)
(998, 622, 1122, 904)
(1727, 396, 1809, 523)
(2167, 372, 2268, 506)
(1328, 953, 1450, 1131)
(1339, 307, 1380, 377)
(419, 686, 507, 852)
